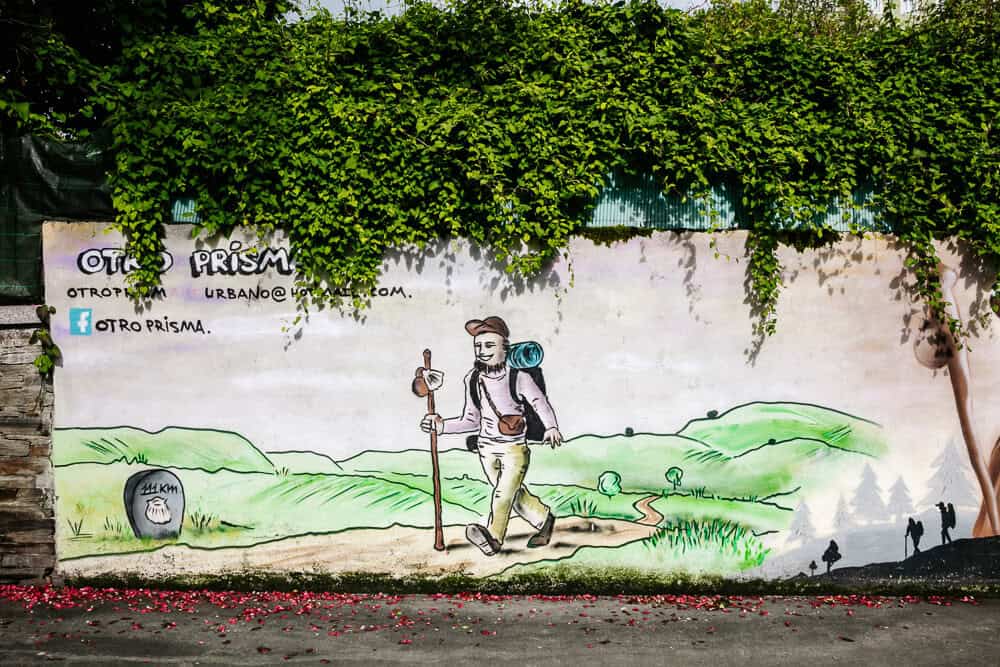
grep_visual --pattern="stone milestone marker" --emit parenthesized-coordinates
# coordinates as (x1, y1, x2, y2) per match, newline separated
(123, 469, 185, 539)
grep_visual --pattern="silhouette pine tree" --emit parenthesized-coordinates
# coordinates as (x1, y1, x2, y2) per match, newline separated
(922, 439, 979, 509)
(833, 494, 852, 531)
(787, 502, 816, 543)
(851, 463, 886, 523)
(887, 476, 915, 521)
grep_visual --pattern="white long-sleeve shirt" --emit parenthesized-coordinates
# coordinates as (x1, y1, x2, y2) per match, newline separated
(442, 367, 558, 444)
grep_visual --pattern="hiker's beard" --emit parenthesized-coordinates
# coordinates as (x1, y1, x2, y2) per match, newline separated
(474, 360, 507, 376)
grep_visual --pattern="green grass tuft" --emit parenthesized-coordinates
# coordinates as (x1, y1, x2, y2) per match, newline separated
(645, 518, 769, 570)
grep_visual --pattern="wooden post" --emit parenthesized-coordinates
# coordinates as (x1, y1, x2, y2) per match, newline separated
(424, 349, 445, 551)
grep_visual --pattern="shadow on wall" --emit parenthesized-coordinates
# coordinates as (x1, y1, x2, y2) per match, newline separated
(383, 237, 564, 305)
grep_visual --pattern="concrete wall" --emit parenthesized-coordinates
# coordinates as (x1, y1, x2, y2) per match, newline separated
(0, 324, 55, 583)
(39, 222, 1000, 582)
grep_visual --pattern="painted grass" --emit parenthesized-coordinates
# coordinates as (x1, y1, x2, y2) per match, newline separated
(498, 518, 769, 578)
(648, 493, 791, 534)
(534, 485, 645, 522)
(55, 463, 479, 560)
(647, 518, 769, 569)
(53, 427, 275, 473)
(354, 471, 491, 515)
(53, 401, 884, 568)
(358, 471, 646, 523)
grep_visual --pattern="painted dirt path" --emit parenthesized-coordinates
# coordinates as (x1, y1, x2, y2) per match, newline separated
(59, 517, 655, 579)
(633, 495, 664, 526)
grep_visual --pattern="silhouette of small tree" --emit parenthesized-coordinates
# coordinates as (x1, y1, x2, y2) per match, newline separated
(821, 540, 842, 574)
(625, 427, 634, 437)
(665, 466, 684, 492)
(809, 560, 818, 577)
(597, 471, 622, 499)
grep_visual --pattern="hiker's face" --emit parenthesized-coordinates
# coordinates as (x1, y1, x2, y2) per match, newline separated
(474, 333, 507, 366)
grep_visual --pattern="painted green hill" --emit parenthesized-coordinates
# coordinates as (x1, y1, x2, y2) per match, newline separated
(679, 401, 886, 459)
(338, 448, 483, 480)
(339, 402, 887, 502)
(268, 450, 344, 474)
(53, 427, 275, 473)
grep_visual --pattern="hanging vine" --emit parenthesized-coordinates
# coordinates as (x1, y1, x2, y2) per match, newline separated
(46, 0, 994, 338)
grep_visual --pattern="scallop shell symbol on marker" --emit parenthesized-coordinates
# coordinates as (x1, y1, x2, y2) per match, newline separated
(144, 496, 172, 525)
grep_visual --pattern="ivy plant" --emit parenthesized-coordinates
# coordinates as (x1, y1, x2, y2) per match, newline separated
(33, 0, 996, 338)
(30, 306, 62, 380)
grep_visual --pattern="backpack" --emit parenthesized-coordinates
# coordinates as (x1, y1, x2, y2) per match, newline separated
(467, 366, 547, 450)
(946, 503, 957, 529)
(914, 520, 924, 539)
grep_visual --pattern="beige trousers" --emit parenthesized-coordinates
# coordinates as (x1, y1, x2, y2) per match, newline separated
(477, 439, 550, 543)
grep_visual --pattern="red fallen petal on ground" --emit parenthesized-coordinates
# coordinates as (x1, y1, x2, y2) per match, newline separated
(399, 639, 412, 645)
(257, 646, 271, 653)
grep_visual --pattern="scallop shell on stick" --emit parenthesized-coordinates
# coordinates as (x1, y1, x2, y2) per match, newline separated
(411, 367, 444, 397)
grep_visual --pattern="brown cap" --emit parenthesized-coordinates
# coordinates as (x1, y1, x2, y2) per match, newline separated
(465, 316, 509, 338)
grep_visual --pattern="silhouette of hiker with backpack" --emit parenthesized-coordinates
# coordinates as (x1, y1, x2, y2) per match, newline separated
(937, 501, 956, 545)
(905, 517, 924, 557)
(821, 540, 842, 574)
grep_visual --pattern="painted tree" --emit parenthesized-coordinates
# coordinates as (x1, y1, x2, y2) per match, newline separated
(597, 471, 622, 499)
(787, 502, 816, 543)
(851, 463, 886, 523)
(665, 467, 684, 492)
(911, 265, 999, 536)
(832, 494, 852, 532)
(886, 476, 915, 520)
(920, 438, 980, 510)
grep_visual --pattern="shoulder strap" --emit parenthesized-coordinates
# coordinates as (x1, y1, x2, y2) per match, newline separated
(469, 370, 481, 410)
(509, 368, 520, 403)
(478, 376, 504, 419)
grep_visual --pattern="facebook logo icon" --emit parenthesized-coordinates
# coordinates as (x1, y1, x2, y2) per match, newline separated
(69, 308, 93, 336)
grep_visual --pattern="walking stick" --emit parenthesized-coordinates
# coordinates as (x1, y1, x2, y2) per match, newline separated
(423, 349, 445, 551)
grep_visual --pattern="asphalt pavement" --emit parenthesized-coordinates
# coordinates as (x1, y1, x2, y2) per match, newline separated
(0, 588, 996, 665)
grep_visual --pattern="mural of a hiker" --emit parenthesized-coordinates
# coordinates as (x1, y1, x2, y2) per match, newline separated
(420, 316, 563, 556)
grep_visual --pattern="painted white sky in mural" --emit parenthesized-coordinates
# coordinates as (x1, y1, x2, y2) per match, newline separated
(44, 223, 1000, 536)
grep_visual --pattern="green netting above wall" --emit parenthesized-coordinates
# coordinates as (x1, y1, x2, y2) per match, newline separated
(0, 132, 894, 304)
(0, 133, 115, 303)
(587, 170, 888, 232)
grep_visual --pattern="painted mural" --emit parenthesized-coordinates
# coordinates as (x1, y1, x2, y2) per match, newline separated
(43, 223, 1000, 581)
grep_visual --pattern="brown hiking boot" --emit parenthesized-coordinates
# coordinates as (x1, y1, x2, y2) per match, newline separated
(526, 512, 555, 548)
(466, 523, 500, 556)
